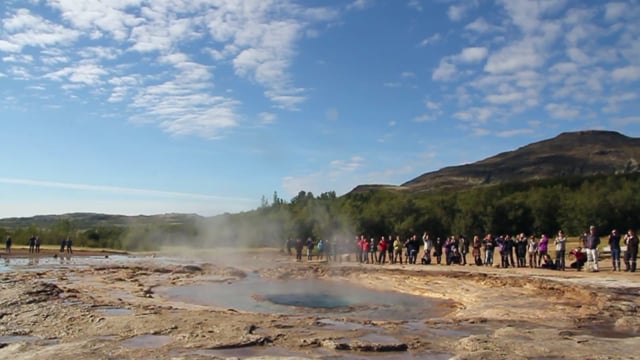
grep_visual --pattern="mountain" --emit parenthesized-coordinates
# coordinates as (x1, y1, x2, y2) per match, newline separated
(355, 130, 640, 193)
(0, 212, 203, 229)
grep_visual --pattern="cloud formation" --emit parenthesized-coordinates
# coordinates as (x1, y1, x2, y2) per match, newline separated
(0, 0, 338, 138)
(429, 0, 640, 137)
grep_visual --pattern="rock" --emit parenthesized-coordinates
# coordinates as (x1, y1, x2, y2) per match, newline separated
(207, 335, 272, 349)
(614, 316, 640, 333)
(182, 265, 203, 273)
(246, 324, 257, 334)
(320, 339, 408, 352)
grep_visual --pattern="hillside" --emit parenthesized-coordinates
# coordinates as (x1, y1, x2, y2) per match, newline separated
(0, 212, 202, 230)
(354, 130, 640, 193)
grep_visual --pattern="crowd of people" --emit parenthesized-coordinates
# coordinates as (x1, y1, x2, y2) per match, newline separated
(285, 225, 639, 273)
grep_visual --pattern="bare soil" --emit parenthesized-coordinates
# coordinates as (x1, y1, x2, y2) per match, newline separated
(0, 249, 639, 360)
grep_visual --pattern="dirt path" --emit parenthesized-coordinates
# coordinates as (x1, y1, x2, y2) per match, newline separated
(0, 250, 638, 359)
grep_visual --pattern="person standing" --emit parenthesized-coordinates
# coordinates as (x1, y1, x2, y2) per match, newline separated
(5, 236, 11, 254)
(295, 238, 303, 262)
(433, 237, 443, 265)
(460, 235, 469, 265)
(608, 229, 622, 271)
(35, 236, 41, 253)
(65, 237, 73, 254)
(306, 237, 314, 261)
(516, 234, 528, 267)
(554, 230, 567, 271)
(369, 237, 378, 264)
(483, 234, 495, 266)
(537, 235, 549, 267)
(422, 232, 433, 265)
(584, 225, 600, 272)
(377, 236, 387, 264)
(472, 235, 482, 266)
(316, 239, 325, 261)
(528, 235, 538, 268)
(393, 236, 403, 265)
(624, 229, 639, 272)
(28, 235, 36, 253)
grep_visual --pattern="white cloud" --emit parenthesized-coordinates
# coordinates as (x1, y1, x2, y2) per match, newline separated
(282, 156, 366, 196)
(549, 62, 579, 75)
(413, 114, 434, 122)
(484, 40, 545, 74)
(407, 0, 423, 12)
(347, 0, 373, 11)
(325, 107, 339, 121)
(454, 107, 494, 124)
(432, 60, 457, 81)
(259, 112, 277, 124)
(0, 177, 253, 202)
(458, 47, 488, 63)
(47, 0, 144, 41)
(566, 47, 591, 64)
(419, 33, 440, 47)
(495, 128, 534, 137)
(425, 100, 440, 110)
(465, 17, 499, 33)
(0, 1, 340, 140)
(610, 116, 640, 126)
(0, 40, 21, 52)
(2, 8, 81, 50)
(611, 66, 640, 82)
(604, 2, 629, 22)
(485, 92, 525, 104)
(448, 4, 472, 22)
(44, 62, 108, 85)
(497, 0, 567, 34)
(545, 103, 580, 119)
(604, 92, 638, 113)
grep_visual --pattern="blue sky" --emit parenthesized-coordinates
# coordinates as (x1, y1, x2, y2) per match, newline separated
(1, 0, 639, 218)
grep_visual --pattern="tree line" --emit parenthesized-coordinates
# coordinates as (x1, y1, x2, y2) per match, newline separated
(2, 174, 639, 251)
(232, 173, 640, 247)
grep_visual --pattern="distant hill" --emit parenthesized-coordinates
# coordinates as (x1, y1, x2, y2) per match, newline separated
(0, 212, 203, 230)
(353, 130, 640, 193)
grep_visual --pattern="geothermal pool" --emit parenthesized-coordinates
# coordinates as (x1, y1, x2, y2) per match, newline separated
(157, 275, 454, 320)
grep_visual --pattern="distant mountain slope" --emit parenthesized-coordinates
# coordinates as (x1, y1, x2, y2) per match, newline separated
(347, 130, 640, 194)
(400, 130, 640, 192)
(0, 212, 202, 229)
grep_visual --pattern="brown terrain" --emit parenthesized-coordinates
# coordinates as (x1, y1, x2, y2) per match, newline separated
(352, 130, 640, 193)
(1, 248, 639, 360)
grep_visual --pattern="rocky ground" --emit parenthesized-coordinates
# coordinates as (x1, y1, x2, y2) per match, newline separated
(0, 248, 639, 360)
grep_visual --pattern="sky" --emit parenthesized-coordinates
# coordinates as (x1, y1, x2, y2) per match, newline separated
(0, 0, 639, 218)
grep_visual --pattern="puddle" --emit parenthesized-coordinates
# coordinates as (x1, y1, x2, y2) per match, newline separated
(579, 324, 639, 339)
(0, 336, 41, 343)
(353, 333, 400, 344)
(158, 277, 454, 321)
(95, 308, 133, 316)
(120, 335, 172, 349)
(0, 255, 181, 273)
(93, 335, 119, 341)
(185, 347, 452, 360)
(187, 347, 306, 358)
(317, 318, 372, 331)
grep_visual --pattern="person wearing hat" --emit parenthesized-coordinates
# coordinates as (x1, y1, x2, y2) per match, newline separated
(583, 225, 600, 272)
